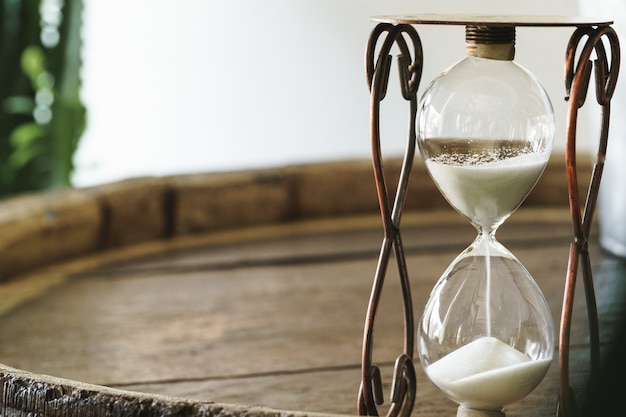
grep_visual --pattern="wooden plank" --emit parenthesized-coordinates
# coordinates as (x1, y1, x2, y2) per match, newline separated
(85, 177, 171, 248)
(0, 189, 101, 279)
(0, 364, 346, 417)
(170, 169, 292, 235)
(113, 346, 596, 417)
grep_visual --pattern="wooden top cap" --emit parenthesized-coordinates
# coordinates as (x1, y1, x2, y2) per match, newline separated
(370, 14, 613, 27)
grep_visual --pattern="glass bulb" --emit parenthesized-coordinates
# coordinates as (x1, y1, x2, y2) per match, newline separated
(417, 26, 555, 417)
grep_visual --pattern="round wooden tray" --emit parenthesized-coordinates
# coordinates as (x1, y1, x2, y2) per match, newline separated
(0, 156, 622, 417)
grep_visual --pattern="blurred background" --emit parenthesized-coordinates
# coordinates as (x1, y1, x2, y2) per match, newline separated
(0, 0, 611, 196)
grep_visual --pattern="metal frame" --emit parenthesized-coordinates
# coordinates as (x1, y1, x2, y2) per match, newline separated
(358, 23, 422, 417)
(359, 15, 620, 417)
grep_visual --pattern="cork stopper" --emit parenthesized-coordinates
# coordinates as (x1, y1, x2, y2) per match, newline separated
(465, 25, 515, 61)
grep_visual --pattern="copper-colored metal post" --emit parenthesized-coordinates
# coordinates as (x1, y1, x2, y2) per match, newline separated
(559, 24, 620, 417)
(358, 23, 422, 417)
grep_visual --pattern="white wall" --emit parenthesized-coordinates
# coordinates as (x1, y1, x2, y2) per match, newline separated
(73, 0, 597, 186)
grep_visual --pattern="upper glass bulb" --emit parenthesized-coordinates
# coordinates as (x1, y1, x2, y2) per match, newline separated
(417, 26, 555, 417)
(418, 26, 555, 232)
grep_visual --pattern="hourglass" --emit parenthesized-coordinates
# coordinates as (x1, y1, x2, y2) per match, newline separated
(416, 24, 555, 417)
(359, 13, 620, 417)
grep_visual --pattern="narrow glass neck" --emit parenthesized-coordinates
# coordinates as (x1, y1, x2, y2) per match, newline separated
(477, 226, 498, 242)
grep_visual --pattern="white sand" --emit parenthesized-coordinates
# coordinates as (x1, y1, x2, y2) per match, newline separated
(426, 337, 551, 410)
(425, 154, 547, 228)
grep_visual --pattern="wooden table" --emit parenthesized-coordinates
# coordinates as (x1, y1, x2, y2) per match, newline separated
(0, 157, 623, 416)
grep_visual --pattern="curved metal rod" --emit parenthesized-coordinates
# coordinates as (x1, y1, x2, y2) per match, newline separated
(387, 354, 416, 417)
(559, 24, 620, 417)
(358, 23, 422, 417)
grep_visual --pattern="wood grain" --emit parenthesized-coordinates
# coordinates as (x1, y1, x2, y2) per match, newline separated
(0, 207, 622, 416)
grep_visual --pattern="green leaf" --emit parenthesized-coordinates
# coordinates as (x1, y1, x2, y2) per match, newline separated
(9, 122, 46, 150)
(9, 141, 47, 170)
(2, 95, 36, 114)
(20, 45, 49, 88)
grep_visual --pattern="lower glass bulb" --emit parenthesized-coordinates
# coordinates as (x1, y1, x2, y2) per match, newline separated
(418, 233, 554, 414)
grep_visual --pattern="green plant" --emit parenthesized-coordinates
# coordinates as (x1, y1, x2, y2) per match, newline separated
(0, 0, 86, 198)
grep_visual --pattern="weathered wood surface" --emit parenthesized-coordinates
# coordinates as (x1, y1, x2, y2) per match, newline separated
(0, 205, 623, 417)
(0, 155, 588, 280)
